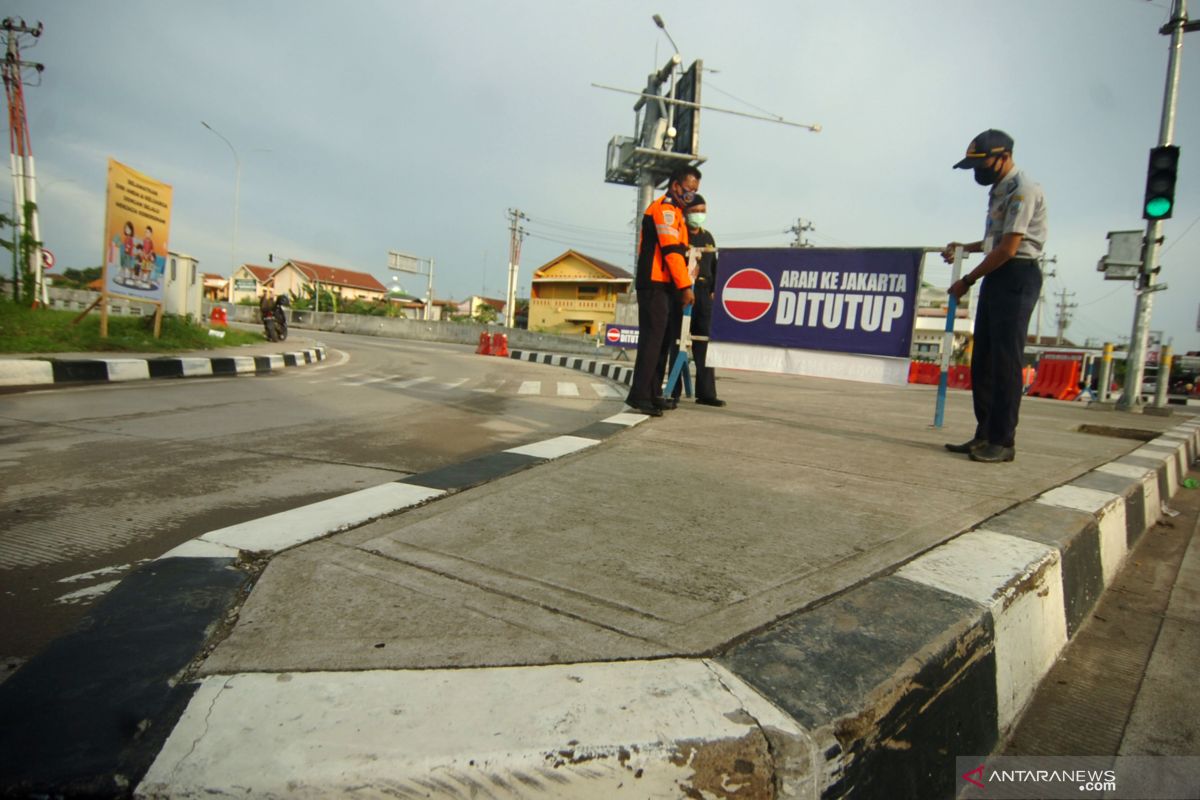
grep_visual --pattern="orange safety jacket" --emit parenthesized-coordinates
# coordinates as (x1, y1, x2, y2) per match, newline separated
(636, 195, 692, 291)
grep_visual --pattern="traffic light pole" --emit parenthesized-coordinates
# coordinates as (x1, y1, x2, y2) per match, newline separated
(1119, 0, 1189, 411)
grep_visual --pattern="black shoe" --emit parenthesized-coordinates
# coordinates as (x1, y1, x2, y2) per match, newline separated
(630, 403, 663, 417)
(970, 443, 1015, 463)
(664, 398, 679, 410)
(696, 397, 726, 407)
(945, 438, 985, 454)
(652, 397, 668, 409)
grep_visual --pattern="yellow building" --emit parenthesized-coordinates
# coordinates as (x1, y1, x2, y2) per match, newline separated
(528, 250, 632, 336)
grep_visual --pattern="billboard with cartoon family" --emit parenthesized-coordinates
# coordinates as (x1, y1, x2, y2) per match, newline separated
(103, 159, 172, 302)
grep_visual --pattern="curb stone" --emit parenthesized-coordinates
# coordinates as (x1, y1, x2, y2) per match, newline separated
(0, 346, 327, 388)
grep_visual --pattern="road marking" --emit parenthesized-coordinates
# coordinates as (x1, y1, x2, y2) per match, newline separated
(441, 378, 468, 390)
(505, 435, 599, 459)
(518, 381, 540, 395)
(389, 376, 433, 389)
(557, 382, 580, 397)
(591, 383, 623, 398)
(198, 483, 446, 554)
(344, 375, 392, 386)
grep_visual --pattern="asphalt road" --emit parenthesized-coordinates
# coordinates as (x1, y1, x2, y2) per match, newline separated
(0, 331, 624, 672)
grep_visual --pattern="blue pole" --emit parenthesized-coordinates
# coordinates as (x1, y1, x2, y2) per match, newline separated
(933, 246, 965, 428)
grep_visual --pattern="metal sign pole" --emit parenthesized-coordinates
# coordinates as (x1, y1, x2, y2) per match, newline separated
(933, 246, 965, 428)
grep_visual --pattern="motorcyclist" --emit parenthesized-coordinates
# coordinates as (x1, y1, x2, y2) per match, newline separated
(273, 294, 289, 341)
(259, 291, 278, 342)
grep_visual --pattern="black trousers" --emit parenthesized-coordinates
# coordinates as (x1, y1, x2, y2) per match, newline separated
(971, 259, 1041, 447)
(627, 284, 672, 406)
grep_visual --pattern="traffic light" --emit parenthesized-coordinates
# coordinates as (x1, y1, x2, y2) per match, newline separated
(1143, 145, 1180, 220)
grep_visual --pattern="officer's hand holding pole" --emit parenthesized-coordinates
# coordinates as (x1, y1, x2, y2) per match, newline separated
(941, 242, 964, 264)
(681, 287, 696, 307)
(946, 245, 970, 301)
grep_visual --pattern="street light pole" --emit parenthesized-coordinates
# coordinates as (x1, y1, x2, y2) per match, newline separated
(201, 120, 241, 286)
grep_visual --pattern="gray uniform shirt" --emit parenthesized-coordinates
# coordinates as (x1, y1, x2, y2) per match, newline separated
(983, 167, 1048, 260)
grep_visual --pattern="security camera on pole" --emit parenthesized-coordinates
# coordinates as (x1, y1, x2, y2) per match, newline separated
(1118, 0, 1197, 411)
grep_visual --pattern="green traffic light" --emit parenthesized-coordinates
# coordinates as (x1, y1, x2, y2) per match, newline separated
(1145, 197, 1173, 219)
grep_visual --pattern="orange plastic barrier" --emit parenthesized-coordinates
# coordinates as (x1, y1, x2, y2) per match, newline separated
(210, 307, 228, 327)
(948, 365, 972, 390)
(489, 333, 509, 358)
(475, 332, 491, 355)
(1027, 358, 1082, 401)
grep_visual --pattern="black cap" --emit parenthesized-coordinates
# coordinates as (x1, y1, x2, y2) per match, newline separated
(686, 193, 706, 208)
(953, 129, 1014, 169)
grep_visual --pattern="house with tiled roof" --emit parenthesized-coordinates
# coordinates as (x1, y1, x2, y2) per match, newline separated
(229, 264, 276, 304)
(270, 259, 388, 304)
(528, 250, 632, 335)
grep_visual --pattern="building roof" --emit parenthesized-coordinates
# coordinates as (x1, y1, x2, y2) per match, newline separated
(280, 260, 388, 293)
(242, 264, 275, 283)
(533, 250, 633, 282)
(473, 295, 507, 312)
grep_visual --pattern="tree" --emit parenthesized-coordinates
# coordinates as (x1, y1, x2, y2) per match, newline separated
(474, 303, 499, 324)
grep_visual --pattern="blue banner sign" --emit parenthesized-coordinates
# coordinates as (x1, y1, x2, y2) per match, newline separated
(712, 248, 922, 358)
(604, 323, 639, 348)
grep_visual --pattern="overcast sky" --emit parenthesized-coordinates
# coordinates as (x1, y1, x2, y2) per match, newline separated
(7, 0, 1200, 349)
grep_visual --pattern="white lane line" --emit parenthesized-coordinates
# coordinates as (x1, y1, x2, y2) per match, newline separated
(199, 483, 445, 554)
(557, 382, 580, 397)
(505, 435, 599, 459)
(518, 381, 541, 395)
(389, 376, 433, 389)
(344, 375, 392, 386)
(305, 348, 350, 371)
(591, 383, 623, 398)
(441, 378, 468, 390)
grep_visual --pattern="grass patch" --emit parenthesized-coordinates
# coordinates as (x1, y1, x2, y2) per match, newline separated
(0, 302, 264, 354)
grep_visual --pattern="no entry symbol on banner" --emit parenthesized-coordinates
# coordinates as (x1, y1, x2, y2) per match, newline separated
(721, 268, 775, 323)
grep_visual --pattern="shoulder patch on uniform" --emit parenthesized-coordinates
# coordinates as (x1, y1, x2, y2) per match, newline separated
(662, 210, 675, 225)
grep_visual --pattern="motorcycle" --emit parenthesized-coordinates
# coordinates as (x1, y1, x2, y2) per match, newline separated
(261, 296, 289, 342)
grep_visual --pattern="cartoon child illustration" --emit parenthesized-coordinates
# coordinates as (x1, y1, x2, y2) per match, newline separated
(141, 225, 156, 283)
(120, 221, 135, 282)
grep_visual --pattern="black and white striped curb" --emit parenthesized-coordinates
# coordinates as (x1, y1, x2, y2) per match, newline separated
(0, 346, 326, 388)
(509, 348, 634, 387)
(0, 411, 650, 797)
(129, 420, 1200, 799)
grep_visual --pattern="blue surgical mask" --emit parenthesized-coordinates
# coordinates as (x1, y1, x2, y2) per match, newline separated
(686, 212, 706, 228)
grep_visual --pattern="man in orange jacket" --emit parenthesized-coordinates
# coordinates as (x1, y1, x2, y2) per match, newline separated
(626, 166, 699, 416)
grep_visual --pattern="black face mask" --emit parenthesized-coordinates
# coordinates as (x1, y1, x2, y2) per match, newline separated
(973, 165, 1000, 186)
(973, 155, 1006, 186)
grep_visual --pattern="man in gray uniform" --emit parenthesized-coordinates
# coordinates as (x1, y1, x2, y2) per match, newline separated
(942, 129, 1048, 463)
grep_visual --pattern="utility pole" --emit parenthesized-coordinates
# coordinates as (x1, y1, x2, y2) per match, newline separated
(787, 218, 815, 248)
(1119, 0, 1196, 410)
(505, 208, 527, 329)
(1054, 288, 1077, 345)
(1, 17, 45, 307)
(1034, 253, 1057, 345)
